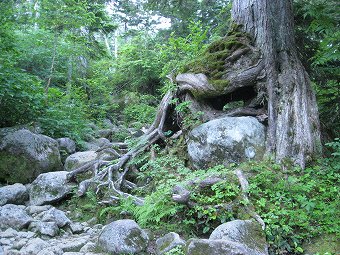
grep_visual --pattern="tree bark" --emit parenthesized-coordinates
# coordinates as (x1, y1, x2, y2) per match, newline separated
(45, 30, 58, 100)
(232, 0, 322, 168)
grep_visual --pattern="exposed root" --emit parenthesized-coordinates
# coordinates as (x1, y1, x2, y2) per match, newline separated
(67, 92, 175, 202)
(235, 169, 266, 229)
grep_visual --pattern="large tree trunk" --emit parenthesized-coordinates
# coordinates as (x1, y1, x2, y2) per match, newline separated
(232, 0, 321, 168)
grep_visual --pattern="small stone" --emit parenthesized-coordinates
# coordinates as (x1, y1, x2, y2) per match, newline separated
(86, 228, 98, 237)
(0, 228, 17, 238)
(186, 239, 249, 255)
(17, 231, 35, 239)
(0, 239, 11, 246)
(59, 237, 89, 252)
(20, 238, 50, 255)
(3, 249, 21, 255)
(79, 242, 96, 253)
(30, 221, 59, 237)
(92, 224, 103, 230)
(26, 205, 52, 216)
(86, 217, 97, 225)
(41, 208, 71, 227)
(0, 204, 33, 230)
(37, 246, 63, 255)
(0, 183, 28, 206)
(156, 232, 186, 255)
(57, 138, 76, 154)
(12, 239, 27, 250)
(69, 222, 84, 234)
(81, 222, 88, 228)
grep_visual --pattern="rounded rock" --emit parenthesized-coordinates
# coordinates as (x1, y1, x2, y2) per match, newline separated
(98, 219, 149, 254)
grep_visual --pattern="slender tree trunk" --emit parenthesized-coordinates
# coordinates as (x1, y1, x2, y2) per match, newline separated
(114, 29, 118, 59)
(232, 0, 321, 168)
(45, 31, 58, 100)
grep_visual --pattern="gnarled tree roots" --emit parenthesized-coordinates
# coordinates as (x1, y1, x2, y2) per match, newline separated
(66, 32, 268, 213)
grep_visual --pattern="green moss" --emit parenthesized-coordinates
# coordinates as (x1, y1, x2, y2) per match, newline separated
(302, 234, 340, 255)
(182, 30, 249, 95)
(0, 152, 36, 183)
(209, 79, 230, 90)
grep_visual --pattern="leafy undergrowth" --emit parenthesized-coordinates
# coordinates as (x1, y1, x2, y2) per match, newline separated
(246, 159, 339, 255)
(64, 140, 340, 255)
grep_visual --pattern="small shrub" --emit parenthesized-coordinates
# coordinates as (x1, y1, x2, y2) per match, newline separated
(38, 87, 92, 143)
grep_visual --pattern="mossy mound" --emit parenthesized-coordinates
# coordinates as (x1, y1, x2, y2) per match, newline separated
(182, 29, 249, 91)
(302, 234, 340, 255)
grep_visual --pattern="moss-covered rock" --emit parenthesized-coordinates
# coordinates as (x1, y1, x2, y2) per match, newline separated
(97, 219, 149, 254)
(156, 232, 186, 255)
(185, 239, 249, 255)
(210, 220, 268, 255)
(0, 129, 62, 184)
(29, 171, 74, 206)
(302, 234, 340, 255)
(188, 116, 266, 169)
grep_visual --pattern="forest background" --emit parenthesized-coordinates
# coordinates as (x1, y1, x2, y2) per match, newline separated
(0, 0, 338, 143)
(0, 1, 339, 254)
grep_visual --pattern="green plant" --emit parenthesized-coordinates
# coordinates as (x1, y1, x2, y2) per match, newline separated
(38, 87, 92, 143)
(164, 246, 185, 255)
(326, 138, 340, 157)
(246, 160, 340, 255)
(63, 189, 102, 223)
(158, 21, 209, 80)
(173, 100, 204, 131)
(98, 197, 135, 224)
(0, 65, 45, 127)
(189, 180, 240, 234)
(123, 103, 156, 125)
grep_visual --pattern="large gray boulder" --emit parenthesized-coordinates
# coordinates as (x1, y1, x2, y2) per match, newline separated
(29, 171, 74, 206)
(98, 219, 149, 254)
(186, 239, 249, 255)
(64, 149, 120, 171)
(64, 151, 98, 171)
(188, 117, 266, 168)
(0, 183, 28, 206)
(209, 220, 268, 255)
(0, 129, 62, 183)
(0, 204, 33, 230)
